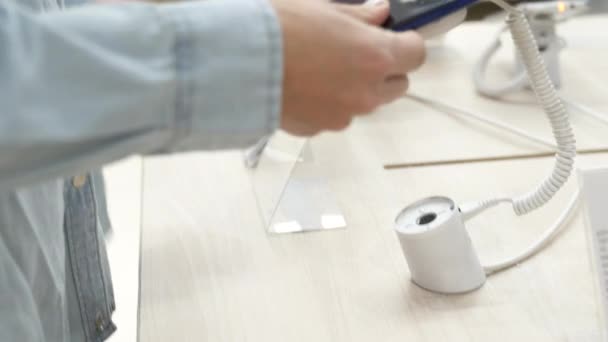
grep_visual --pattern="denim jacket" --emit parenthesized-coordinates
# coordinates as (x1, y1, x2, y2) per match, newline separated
(0, 0, 282, 340)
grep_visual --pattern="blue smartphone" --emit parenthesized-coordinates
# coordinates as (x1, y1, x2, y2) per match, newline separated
(385, 0, 479, 31)
(335, 0, 479, 31)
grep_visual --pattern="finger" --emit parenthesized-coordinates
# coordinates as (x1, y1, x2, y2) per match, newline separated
(325, 114, 353, 131)
(281, 120, 321, 137)
(387, 31, 426, 74)
(377, 74, 409, 104)
(332, 0, 390, 26)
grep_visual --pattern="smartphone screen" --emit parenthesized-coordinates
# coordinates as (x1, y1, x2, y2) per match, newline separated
(334, 0, 479, 31)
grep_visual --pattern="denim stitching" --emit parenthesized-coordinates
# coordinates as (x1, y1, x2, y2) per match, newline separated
(88, 176, 113, 332)
(65, 185, 92, 342)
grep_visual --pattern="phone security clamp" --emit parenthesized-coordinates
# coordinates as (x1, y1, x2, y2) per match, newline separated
(393, 0, 577, 294)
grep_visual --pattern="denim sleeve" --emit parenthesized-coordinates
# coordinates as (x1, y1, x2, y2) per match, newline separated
(0, 0, 282, 191)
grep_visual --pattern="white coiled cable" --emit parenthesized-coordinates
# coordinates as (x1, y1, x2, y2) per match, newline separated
(459, 1, 576, 219)
(472, 24, 529, 98)
(503, 9, 576, 216)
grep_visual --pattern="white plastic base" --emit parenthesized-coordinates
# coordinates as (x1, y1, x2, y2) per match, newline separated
(394, 197, 486, 294)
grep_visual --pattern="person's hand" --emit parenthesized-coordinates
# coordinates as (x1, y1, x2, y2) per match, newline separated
(271, 0, 425, 136)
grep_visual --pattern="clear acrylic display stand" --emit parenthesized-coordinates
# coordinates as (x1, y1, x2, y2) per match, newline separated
(244, 131, 346, 234)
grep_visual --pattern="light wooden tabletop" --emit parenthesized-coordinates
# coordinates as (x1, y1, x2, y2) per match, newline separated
(138, 148, 608, 341)
(135, 14, 608, 342)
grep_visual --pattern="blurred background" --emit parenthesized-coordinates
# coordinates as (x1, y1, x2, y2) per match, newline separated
(467, 0, 608, 20)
